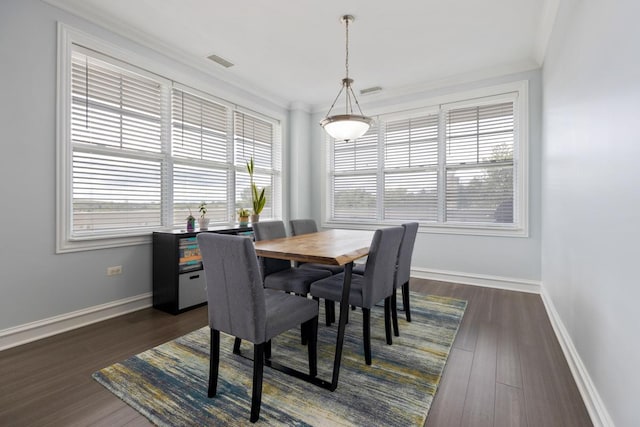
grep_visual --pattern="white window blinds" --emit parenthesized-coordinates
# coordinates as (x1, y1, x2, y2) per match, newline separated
(444, 102, 514, 223)
(233, 111, 281, 218)
(331, 124, 378, 220)
(170, 88, 230, 227)
(70, 48, 164, 235)
(384, 114, 439, 221)
(327, 92, 522, 231)
(171, 89, 229, 161)
(61, 39, 283, 250)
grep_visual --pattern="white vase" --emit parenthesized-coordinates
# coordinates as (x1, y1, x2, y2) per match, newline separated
(198, 217, 210, 230)
(250, 214, 260, 224)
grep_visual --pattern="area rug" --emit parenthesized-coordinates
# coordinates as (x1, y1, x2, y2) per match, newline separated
(93, 293, 466, 426)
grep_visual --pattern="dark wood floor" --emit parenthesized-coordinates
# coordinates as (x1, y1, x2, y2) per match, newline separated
(0, 279, 592, 426)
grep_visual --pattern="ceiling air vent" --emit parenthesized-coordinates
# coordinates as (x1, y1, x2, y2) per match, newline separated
(360, 86, 382, 96)
(207, 54, 234, 68)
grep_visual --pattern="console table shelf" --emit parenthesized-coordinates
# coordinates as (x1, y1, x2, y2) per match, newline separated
(152, 226, 253, 314)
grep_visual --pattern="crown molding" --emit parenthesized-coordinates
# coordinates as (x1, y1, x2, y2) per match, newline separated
(42, 0, 290, 109)
(534, 0, 561, 65)
(310, 60, 539, 113)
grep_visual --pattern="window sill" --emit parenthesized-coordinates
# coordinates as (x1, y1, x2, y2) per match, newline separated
(322, 220, 528, 238)
(56, 233, 152, 253)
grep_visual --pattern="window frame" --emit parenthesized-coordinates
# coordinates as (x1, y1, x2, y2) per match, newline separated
(56, 24, 282, 252)
(323, 80, 529, 237)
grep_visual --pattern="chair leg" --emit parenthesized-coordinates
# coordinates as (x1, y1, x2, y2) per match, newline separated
(304, 317, 318, 377)
(362, 308, 372, 365)
(250, 343, 265, 423)
(233, 337, 242, 354)
(208, 329, 220, 398)
(391, 290, 399, 337)
(265, 340, 272, 360)
(299, 293, 308, 345)
(384, 297, 393, 345)
(402, 281, 411, 322)
(324, 299, 336, 326)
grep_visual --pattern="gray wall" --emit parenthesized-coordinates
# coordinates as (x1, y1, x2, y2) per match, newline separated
(0, 0, 286, 331)
(309, 70, 543, 285)
(541, 0, 640, 425)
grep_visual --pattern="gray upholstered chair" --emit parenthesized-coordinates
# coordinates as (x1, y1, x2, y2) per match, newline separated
(396, 222, 419, 323)
(197, 233, 319, 423)
(309, 226, 404, 365)
(253, 221, 332, 295)
(289, 219, 344, 275)
(353, 222, 419, 337)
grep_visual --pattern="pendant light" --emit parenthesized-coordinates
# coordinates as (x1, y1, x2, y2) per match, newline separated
(320, 15, 372, 142)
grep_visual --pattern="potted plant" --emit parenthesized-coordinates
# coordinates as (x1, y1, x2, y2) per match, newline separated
(238, 208, 250, 227)
(198, 202, 209, 230)
(186, 208, 195, 232)
(246, 157, 266, 223)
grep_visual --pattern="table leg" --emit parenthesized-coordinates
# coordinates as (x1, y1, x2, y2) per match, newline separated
(330, 261, 353, 391)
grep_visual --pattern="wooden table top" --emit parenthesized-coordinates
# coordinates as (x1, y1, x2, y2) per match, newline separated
(254, 229, 375, 266)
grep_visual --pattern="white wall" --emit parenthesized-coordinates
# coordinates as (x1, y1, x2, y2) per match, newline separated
(0, 0, 286, 333)
(309, 70, 543, 289)
(541, 0, 640, 426)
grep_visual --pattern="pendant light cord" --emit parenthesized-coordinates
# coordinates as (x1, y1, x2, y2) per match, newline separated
(322, 15, 368, 120)
(345, 16, 350, 81)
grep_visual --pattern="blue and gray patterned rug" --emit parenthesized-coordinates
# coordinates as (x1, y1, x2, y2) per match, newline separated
(93, 293, 466, 426)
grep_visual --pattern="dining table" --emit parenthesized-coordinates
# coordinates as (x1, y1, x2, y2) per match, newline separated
(253, 228, 374, 391)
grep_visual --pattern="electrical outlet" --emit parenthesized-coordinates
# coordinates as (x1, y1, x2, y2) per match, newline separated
(107, 265, 123, 276)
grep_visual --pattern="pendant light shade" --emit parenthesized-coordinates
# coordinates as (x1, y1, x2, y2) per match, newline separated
(320, 15, 372, 141)
(320, 114, 372, 141)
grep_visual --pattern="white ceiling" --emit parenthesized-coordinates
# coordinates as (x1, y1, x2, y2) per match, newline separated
(46, 0, 558, 110)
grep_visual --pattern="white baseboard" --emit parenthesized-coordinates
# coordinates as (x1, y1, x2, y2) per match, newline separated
(411, 267, 541, 294)
(0, 293, 153, 352)
(540, 287, 614, 427)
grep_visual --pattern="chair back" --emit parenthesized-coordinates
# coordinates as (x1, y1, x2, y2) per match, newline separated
(361, 227, 404, 307)
(290, 219, 318, 236)
(396, 223, 419, 286)
(197, 233, 267, 343)
(252, 220, 291, 276)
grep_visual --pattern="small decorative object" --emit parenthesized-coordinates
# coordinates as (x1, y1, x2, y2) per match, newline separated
(238, 208, 250, 227)
(198, 201, 209, 230)
(246, 156, 266, 223)
(186, 209, 195, 232)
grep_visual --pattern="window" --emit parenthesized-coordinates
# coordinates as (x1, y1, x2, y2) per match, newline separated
(233, 111, 281, 219)
(69, 47, 166, 237)
(327, 84, 528, 236)
(171, 88, 230, 226)
(57, 27, 282, 252)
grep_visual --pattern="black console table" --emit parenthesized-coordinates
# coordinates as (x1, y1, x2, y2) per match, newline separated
(152, 226, 253, 314)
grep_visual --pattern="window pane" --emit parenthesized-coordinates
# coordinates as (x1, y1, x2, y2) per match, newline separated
(446, 102, 514, 165)
(72, 151, 161, 233)
(71, 51, 162, 153)
(446, 165, 514, 223)
(235, 171, 273, 218)
(333, 125, 378, 172)
(385, 115, 438, 168)
(234, 112, 274, 169)
(173, 164, 228, 226)
(332, 175, 377, 219)
(172, 89, 229, 161)
(384, 171, 438, 221)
